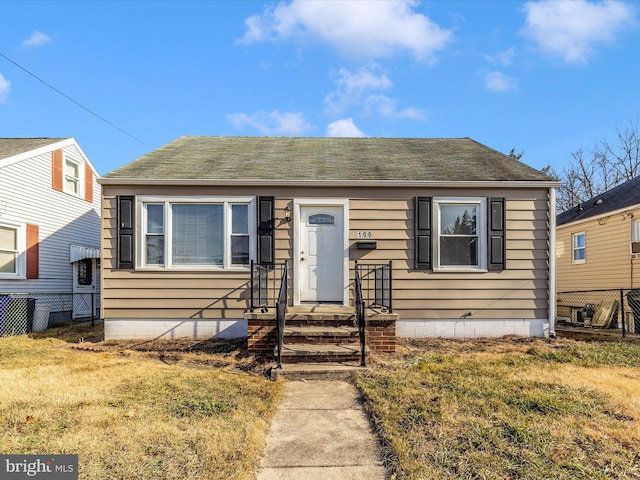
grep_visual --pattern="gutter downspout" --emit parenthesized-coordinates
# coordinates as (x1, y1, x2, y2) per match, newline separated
(548, 187, 557, 338)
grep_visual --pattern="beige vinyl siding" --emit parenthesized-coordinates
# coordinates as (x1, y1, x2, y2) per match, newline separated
(102, 186, 550, 323)
(556, 207, 640, 292)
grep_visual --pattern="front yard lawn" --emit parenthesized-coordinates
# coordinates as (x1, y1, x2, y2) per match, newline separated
(355, 337, 640, 480)
(0, 327, 282, 480)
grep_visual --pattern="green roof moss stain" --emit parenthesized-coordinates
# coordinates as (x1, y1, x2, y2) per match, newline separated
(103, 136, 553, 183)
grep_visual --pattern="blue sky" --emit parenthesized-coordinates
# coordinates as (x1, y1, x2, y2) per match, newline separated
(1, 0, 639, 175)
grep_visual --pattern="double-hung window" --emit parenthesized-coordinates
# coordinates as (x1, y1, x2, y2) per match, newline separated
(433, 197, 487, 271)
(139, 197, 254, 269)
(0, 222, 25, 278)
(572, 232, 586, 263)
(64, 158, 81, 196)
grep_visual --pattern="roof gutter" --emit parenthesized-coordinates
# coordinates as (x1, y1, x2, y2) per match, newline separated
(557, 204, 640, 229)
(98, 178, 560, 188)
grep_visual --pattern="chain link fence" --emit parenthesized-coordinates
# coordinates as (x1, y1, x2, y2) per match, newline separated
(556, 288, 640, 337)
(0, 293, 100, 337)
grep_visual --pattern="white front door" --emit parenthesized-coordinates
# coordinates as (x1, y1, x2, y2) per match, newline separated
(299, 205, 344, 302)
(72, 258, 96, 319)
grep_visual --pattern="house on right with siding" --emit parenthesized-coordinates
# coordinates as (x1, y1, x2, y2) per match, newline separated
(556, 176, 640, 330)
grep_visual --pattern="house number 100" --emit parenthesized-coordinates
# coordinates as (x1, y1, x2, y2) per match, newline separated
(357, 231, 373, 238)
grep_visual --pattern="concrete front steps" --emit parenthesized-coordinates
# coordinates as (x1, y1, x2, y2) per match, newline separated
(275, 305, 366, 380)
(246, 304, 397, 380)
(270, 362, 367, 381)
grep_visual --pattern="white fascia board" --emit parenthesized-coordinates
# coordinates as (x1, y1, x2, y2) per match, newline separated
(98, 178, 560, 188)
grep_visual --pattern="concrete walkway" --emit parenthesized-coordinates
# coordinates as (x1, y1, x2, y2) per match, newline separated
(257, 380, 387, 480)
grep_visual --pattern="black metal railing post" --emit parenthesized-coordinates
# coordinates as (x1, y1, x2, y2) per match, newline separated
(621, 288, 626, 338)
(355, 261, 366, 367)
(275, 261, 288, 369)
(388, 260, 393, 313)
(250, 260, 255, 312)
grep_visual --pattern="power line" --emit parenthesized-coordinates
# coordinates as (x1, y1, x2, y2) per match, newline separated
(0, 52, 150, 147)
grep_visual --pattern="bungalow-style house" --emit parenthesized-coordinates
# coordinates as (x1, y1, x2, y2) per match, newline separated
(99, 136, 558, 357)
(0, 138, 101, 333)
(556, 176, 640, 330)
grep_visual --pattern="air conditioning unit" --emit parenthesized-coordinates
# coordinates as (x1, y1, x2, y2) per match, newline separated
(631, 242, 640, 258)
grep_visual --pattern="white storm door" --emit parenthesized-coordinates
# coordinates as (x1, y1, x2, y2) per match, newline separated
(299, 206, 344, 302)
(72, 258, 96, 319)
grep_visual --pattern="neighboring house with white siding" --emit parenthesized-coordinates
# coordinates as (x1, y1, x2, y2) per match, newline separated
(99, 136, 558, 353)
(0, 138, 101, 331)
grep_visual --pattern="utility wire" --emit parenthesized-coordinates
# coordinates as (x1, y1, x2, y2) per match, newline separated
(0, 52, 150, 147)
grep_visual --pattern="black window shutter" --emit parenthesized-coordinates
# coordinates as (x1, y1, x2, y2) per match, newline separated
(488, 197, 506, 271)
(117, 195, 135, 269)
(415, 196, 432, 270)
(257, 196, 275, 264)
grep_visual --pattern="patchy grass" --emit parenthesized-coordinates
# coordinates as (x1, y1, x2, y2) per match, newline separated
(355, 337, 640, 480)
(0, 327, 282, 480)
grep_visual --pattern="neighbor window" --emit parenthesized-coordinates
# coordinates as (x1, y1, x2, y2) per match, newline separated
(632, 220, 640, 242)
(64, 157, 82, 196)
(433, 198, 487, 271)
(140, 197, 254, 269)
(77, 258, 93, 286)
(0, 222, 24, 278)
(572, 232, 586, 263)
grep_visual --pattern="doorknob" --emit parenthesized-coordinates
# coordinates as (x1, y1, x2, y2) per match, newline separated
(301, 257, 305, 261)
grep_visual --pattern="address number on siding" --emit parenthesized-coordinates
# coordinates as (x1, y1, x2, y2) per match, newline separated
(357, 231, 373, 239)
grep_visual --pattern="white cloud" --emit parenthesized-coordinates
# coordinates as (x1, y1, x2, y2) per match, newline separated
(238, 0, 453, 61)
(227, 110, 312, 135)
(364, 95, 426, 120)
(0, 74, 11, 103)
(326, 118, 366, 137)
(484, 47, 516, 66)
(324, 67, 392, 115)
(22, 31, 52, 47)
(485, 71, 517, 93)
(521, 0, 635, 63)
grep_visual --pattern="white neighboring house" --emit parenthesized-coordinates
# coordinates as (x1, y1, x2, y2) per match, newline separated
(0, 138, 101, 331)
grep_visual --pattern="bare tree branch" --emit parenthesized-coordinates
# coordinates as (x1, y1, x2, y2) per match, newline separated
(555, 119, 640, 212)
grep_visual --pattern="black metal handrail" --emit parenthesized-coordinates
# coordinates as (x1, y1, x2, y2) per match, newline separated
(250, 261, 287, 312)
(354, 261, 366, 367)
(275, 261, 288, 369)
(355, 261, 393, 313)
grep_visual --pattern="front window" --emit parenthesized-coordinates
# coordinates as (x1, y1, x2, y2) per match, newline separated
(64, 158, 81, 195)
(434, 198, 486, 271)
(140, 198, 254, 269)
(572, 233, 586, 263)
(0, 223, 24, 278)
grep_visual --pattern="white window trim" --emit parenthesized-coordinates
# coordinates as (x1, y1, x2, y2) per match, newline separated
(0, 220, 26, 279)
(433, 197, 487, 272)
(572, 232, 586, 264)
(63, 154, 84, 198)
(136, 196, 256, 271)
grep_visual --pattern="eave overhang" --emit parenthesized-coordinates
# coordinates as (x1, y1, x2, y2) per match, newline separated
(98, 178, 560, 189)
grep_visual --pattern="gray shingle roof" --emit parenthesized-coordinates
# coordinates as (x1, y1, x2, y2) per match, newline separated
(0, 138, 68, 161)
(102, 136, 553, 183)
(557, 175, 640, 226)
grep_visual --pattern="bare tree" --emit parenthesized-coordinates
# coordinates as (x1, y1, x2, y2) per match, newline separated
(554, 119, 640, 212)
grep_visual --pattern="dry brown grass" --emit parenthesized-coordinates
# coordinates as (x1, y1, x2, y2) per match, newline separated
(356, 336, 640, 480)
(0, 327, 282, 480)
